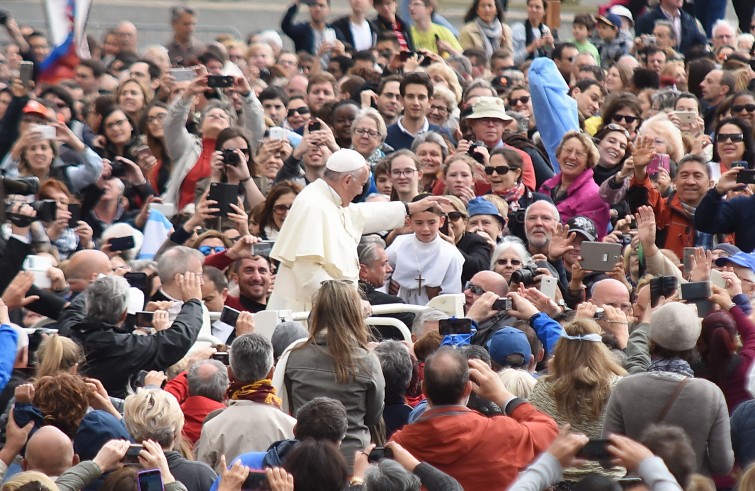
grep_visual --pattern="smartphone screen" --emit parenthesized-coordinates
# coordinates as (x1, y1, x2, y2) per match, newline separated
(135, 311, 154, 328)
(137, 469, 163, 491)
(219, 306, 240, 327)
(67, 203, 81, 228)
(438, 318, 473, 335)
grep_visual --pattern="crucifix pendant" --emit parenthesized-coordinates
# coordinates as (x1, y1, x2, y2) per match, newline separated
(416, 273, 424, 290)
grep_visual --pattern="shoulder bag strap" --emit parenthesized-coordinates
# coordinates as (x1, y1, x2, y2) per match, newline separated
(656, 377, 689, 423)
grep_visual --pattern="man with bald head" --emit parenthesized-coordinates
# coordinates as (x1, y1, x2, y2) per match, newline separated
(463, 271, 516, 347)
(116, 21, 138, 54)
(390, 347, 558, 490)
(23, 426, 78, 478)
(64, 250, 113, 299)
(589, 278, 631, 350)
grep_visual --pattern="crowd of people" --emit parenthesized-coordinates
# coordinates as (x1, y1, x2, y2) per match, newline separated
(0, 0, 753, 489)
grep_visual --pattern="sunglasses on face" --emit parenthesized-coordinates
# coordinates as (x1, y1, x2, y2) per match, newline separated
(611, 114, 639, 124)
(464, 281, 486, 295)
(496, 258, 522, 266)
(718, 133, 745, 143)
(447, 211, 466, 221)
(485, 165, 513, 175)
(287, 107, 310, 117)
(198, 245, 226, 256)
(509, 95, 530, 106)
(732, 104, 755, 113)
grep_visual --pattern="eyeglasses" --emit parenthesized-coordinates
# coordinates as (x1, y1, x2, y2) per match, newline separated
(198, 245, 226, 256)
(429, 105, 449, 114)
(287, 107, 310, 117)
(354, 127, 380, 138)
(732, 104, 755, 113)
(718, 133, 745, 143)
(106, 118, 129, 130)
(464, 281, 486, 295)
(447, 211, 466, 221)
(390, 168, 417, 177)
(561, 148, 587, 159)
(611, 114, 638, 124)
(509, 95, 530, 106)
(484, 165, 513, 175)
(273, 204, 292, 215)
(147, 113, 168, 123)
(496, 258, 522, 266)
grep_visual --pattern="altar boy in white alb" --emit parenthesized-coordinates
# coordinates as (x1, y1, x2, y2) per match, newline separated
(386, 197, 464, 305)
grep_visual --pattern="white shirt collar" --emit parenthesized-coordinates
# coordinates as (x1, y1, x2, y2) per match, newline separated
(397, 117, 429, 137)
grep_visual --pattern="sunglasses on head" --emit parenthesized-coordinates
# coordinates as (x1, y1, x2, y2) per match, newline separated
(603, 123, 631, 139)
(287, 107, 310, 117)
(198, 245, 226, 256)
(732, 104, 755, 113)
(611, 114, 638, 124)
(485, 165, 513, 175)
(718, 133, 744, 143)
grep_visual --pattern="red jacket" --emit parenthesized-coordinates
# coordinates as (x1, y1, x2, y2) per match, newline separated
(390, 402, 557, 490)
(164, 372, 227, 445)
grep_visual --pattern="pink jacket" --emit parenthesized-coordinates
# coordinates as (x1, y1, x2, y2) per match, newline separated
(539, 168, 610, 238)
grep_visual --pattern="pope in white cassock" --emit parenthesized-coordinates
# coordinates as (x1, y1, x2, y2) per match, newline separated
(268, 149, 447, 312)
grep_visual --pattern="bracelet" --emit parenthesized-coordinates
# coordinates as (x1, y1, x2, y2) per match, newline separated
(240, 177, 251, 183)
(403, 201, 410, 216)
(349, 477, 364, 485)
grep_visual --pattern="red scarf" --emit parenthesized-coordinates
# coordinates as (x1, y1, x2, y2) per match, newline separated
(227, 379, 282, 409)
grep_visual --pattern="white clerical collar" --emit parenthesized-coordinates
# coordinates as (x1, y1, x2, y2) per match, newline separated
(397, 117, 429, 137)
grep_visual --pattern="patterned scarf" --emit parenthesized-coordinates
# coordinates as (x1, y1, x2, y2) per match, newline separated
(498, 182, 526, 212)
(647, 358, 694, 378)
(227, 379, 282, 409)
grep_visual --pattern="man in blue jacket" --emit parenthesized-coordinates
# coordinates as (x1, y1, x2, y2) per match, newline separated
(695, 168, 755, 253)
(634, 0, 706, 55)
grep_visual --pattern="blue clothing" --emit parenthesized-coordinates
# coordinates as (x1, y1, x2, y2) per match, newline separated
(208, 453, 265, 491)
(694, 189, 755, 254)
(527, 58, 579, 172)
(634, 6, 707, 55)
(529, 313, 563, 355)
(0, 324, 18, 393)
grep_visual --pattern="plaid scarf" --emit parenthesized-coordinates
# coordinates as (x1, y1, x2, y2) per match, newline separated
(227, 379, 282, 409)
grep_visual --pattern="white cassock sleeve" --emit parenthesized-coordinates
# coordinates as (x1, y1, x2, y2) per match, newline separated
(440, 251, 465, 294)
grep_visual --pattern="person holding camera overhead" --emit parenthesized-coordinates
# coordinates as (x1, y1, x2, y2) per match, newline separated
(162, 65, 265, 213)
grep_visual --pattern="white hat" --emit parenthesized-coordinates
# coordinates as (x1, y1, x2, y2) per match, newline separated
(609, 5, 634, 26)
(466, 96, 513, 121)
(326, 149, 368, 173)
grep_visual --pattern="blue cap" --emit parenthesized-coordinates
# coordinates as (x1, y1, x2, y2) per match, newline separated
(487, 327, 531, 367)
(715, 252, 755, 273)
(712, 243, 741, 258)
(597, 13, 622, 30)
(467, 197, 505, 225)
(74, 410, 133, 461)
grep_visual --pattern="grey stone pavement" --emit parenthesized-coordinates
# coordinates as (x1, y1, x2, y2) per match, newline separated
(0, 0, 740, 54)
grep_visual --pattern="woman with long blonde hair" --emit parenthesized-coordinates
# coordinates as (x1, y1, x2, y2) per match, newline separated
(284, 281, 384, 468)
(529, 317, 626, 484)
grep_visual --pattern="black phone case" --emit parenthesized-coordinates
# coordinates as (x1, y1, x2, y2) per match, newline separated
(208, 183, 239, 217)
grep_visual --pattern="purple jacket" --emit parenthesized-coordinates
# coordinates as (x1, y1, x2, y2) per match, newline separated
(539, 168, 610, 238)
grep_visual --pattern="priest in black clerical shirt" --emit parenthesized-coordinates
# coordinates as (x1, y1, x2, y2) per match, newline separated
(358, 237, 415, 336)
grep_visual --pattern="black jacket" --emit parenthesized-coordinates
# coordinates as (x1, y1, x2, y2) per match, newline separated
(359, 281, 415, 335)
(63, 296, 203, 398)
(634, 6, 706, 55)
(331, 16, 379, 51)
(164, 451, 217, 491)
(455, 232, 491, 285)
(281, 4, 333, 55)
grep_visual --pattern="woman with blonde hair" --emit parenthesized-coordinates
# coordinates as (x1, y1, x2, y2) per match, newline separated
(35, 334, 85, 379)
(425, 63, 462, 105)
(539, 131, 610, 238)
(124, 390, 217, 491)
(529, 317, 626, 484)
(637, 114, 685, 164)
(284, 280, 384, 467)
(1, 471, 57, 491)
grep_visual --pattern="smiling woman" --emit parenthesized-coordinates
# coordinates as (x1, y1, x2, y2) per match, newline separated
(539, 131, 610, 238)
(711, 117, 755, 180)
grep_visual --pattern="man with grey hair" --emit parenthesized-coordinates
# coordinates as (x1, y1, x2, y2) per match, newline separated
(358, 236, 414, 332)
(67, 273, 204, 398)
(268, 149, 446, 311)
(524, 200, 560, 257)
(374, 341, 413, 437)
(153, 246, 212, 340)
(271, 321, 308, 361)
(196, 333, 295, 469)
(711, 19, 736, 50)
(173, 359, 229, 444)
(411, 308, 447, 340)
(165, 6, 204, 66)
